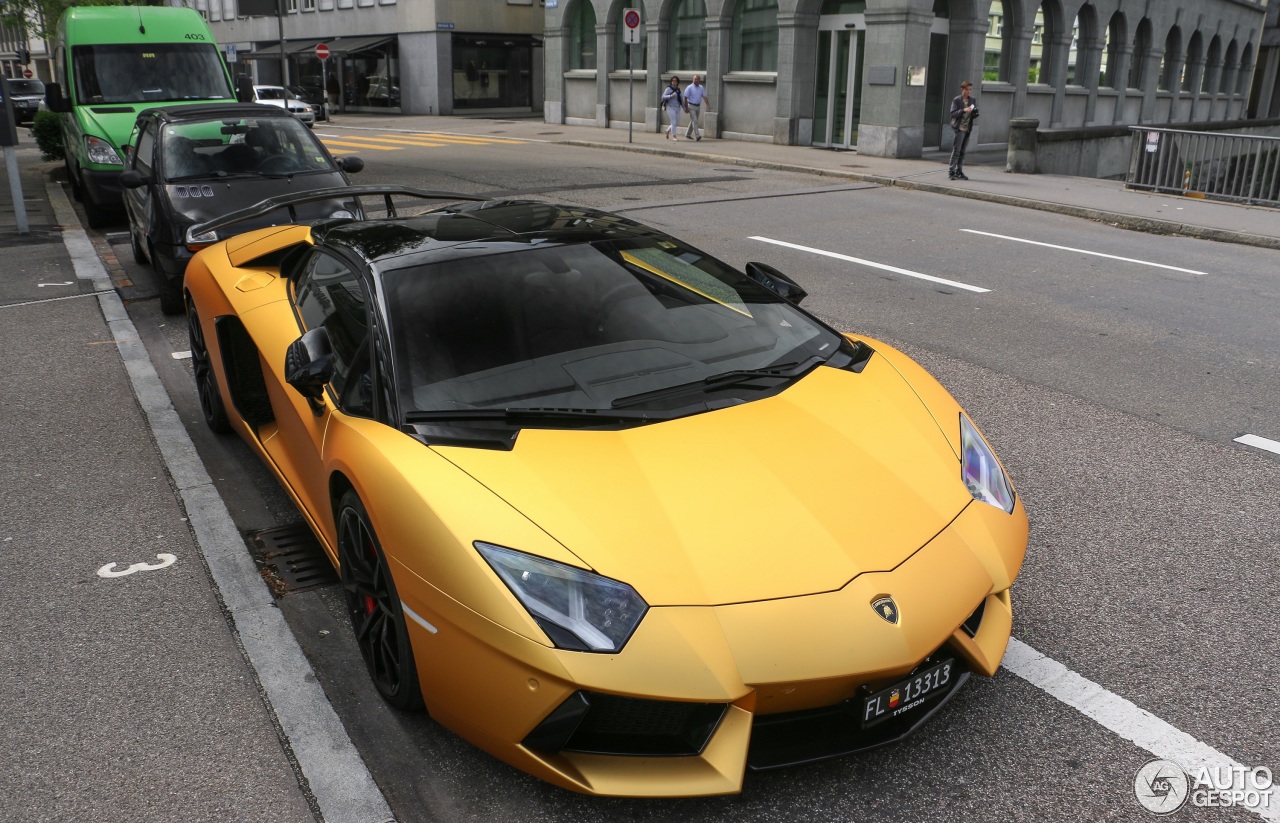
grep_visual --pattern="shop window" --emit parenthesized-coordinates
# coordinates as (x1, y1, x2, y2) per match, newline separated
(337, 43, 399, 110)
(567, 0, 596, 71)
(614, 4, 646, 70)
(669, 0, 707, 72)
(731, 0, 777, 72)
(454, 36, 535, 109)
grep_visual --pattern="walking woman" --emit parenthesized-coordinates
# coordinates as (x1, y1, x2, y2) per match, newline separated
(662, 75, 684, 140)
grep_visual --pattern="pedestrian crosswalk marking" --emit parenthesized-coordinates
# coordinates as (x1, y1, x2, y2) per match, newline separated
(319, 140, 401, 151)
(372, 133, 523, 146)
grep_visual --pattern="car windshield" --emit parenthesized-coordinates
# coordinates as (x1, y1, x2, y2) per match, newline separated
(71, 43, 232, 104)
(256, 87, 287, 100)
(7, 79, 44, 95)
(385, 239, 846, 419)
(159, 116, 336, 180)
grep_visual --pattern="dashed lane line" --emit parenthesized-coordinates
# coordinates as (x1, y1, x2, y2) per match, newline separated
(749, 235, 992, 293)
(1234, 434, 1280, 455)
(961, 229, 1208, 275)
(1003, 639, 1277, 820)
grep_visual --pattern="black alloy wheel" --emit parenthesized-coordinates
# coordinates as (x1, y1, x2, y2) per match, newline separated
(337, 490, 423, 711)
(186, 297, 231, 433)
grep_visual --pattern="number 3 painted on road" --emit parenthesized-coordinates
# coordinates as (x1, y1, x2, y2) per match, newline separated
(97, 553, 177, 578)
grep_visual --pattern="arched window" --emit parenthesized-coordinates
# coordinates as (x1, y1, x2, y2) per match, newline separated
(1237, 42, 1253, 95)
(614, 4, 647, 69)
(567, 0, 597, 70)
(1159, 27, 1181, 91)
(731, 0, 778, 72)
(669, 0, 707, 72)
(1219, 40, 1237, 94)
(1184, 32, 1202, 92)
(985, 0, 1010, 82)
(1203, 35, 1220, 94)
(1066, 8, 1090, 85)
(1100, 13, 1123, 88)
(1130, 18, 1152, 89)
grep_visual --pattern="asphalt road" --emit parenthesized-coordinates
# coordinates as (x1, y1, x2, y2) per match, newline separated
(99, 129, 1279, 822)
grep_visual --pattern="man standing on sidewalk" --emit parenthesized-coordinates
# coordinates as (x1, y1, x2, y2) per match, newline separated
(948, 80, 978, 180)
(685, 75, 708, 141)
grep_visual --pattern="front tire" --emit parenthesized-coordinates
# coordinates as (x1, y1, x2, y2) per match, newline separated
(186, 297, 231, 433)
(337, 490, 423, 711)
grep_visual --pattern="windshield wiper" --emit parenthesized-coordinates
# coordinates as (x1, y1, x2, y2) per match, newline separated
(405, 407, 657, 425)
(611, 355, 824, 409)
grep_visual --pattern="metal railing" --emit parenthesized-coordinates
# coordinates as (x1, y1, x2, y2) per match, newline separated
(1126, 126, 1280, 206)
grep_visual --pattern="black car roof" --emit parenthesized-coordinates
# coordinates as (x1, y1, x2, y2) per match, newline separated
(314, 201, 665, 269)
(138, 103, 297, 123)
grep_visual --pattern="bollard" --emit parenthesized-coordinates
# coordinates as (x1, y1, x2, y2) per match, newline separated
(1006, 118, 1040, 174)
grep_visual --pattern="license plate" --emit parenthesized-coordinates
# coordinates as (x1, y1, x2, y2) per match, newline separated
(861, 658, 955, 728)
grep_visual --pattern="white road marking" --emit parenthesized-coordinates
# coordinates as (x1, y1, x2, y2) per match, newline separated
(38, 281, 74, 287)
(749, 236, 992, 293)
(1003, 638, 1277, 820)
(171, 350, 192, 360)
(961, 229, 1208, 275)
(1234, 434, 1280, 455)
(97, 553, 177, 578)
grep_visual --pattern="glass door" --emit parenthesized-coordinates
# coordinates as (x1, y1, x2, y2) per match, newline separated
(813, 16, 864, 148)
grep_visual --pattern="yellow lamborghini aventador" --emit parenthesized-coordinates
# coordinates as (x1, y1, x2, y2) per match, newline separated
(182, 188, 1028, 797)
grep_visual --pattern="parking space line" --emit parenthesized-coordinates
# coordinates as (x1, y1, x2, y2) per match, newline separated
(749, 236, 992, 293)
(1234, 434, 1280, 455)
(1003, 639, 1277, 820)
(961, 229, 1207, 275)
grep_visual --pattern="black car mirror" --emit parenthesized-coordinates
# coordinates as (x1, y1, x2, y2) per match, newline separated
(44, 82, 71, 113)
(119, 169, 149, 189)
(339, 156, 364, 174)
(745, 262, 808, 305)
(285, 327, 335, 410)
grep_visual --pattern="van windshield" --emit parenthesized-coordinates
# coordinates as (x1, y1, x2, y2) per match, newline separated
(72, 42, 232, 104)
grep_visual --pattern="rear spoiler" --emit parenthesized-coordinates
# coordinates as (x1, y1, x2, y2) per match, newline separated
(185, 185, 487, 245)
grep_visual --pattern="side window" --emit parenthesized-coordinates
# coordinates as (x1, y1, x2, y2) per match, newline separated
(134, 121, 157, 176)
(294, 251, 374, 416)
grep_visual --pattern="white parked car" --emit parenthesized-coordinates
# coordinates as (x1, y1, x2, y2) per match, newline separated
(252, 85, 316, 126)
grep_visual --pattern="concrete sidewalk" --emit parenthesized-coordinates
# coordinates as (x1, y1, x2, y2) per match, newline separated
(326, 112, 1280, 250)
(1, 141, 391, 823)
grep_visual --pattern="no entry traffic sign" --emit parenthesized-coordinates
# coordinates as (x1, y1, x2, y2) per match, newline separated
(315, 43, 330, 60)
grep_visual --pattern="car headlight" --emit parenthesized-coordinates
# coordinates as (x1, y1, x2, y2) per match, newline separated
(85, 135, 122, 166)
(476, 542, 647, 653)
(960, 412, 1015, 513)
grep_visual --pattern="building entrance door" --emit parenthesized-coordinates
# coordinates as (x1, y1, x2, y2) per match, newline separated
(813, 16, 864, 149)
(924, 17, 951, 149)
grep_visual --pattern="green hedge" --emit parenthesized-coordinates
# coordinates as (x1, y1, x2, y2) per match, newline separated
(31, 110, 64, 162)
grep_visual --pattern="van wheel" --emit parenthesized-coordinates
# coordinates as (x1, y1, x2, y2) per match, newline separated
(82, 192, 116, 229)
(65, 157, 83, 202)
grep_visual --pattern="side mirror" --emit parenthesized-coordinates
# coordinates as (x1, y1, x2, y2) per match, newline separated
(285, 327, 334, 408)
(339, 156, 364, 174)
(745, 262, 808, 305)
(45, 82, 71, 113)
(119, 169, 148, 189)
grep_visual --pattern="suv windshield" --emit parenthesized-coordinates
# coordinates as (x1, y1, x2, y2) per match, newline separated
(72, 42, 232, 104)
(160, 116, 336, 180)
(6, 79, 44, 96)
(386, 238, 846, 419)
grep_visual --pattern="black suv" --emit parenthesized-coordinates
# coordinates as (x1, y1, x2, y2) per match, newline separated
(6, 77, 45, 125)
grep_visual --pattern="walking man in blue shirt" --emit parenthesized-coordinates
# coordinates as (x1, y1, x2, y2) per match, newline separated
(684, 75, 708, 141)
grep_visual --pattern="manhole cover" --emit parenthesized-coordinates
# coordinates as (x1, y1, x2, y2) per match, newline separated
(246, 524, 338, 597)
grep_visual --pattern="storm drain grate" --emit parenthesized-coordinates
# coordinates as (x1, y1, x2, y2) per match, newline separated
(246, 524, 339, 597)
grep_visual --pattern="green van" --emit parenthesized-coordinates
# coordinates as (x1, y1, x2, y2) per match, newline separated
(44, 5, 237, 227)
